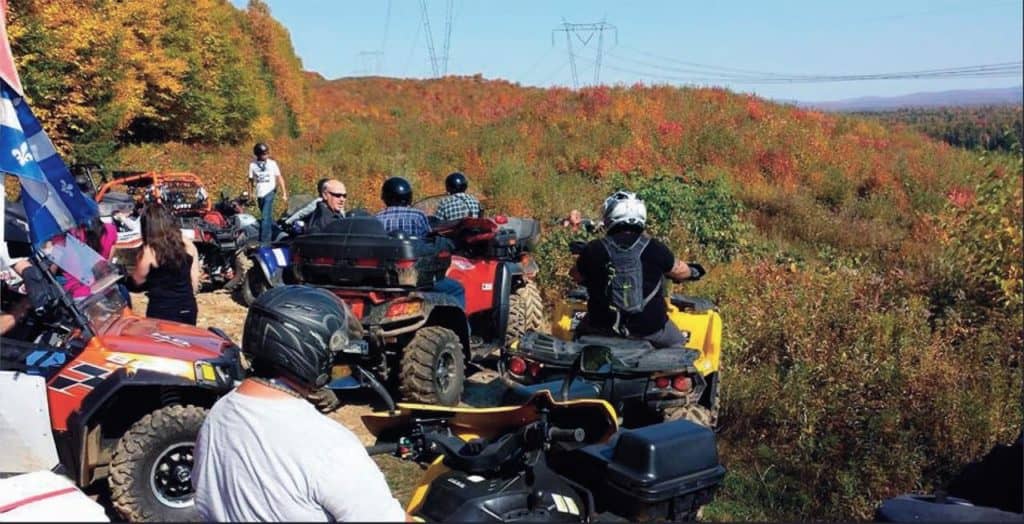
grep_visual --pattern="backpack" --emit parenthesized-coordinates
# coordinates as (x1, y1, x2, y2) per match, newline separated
(600, 235, 661, 335)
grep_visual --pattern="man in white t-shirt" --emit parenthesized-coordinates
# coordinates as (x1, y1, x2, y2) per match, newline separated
(248, 142, 288, 243)
(192, 285, 407, 522)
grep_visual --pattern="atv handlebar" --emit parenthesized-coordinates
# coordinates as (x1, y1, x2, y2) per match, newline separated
(549, 427, 586, 443)
(366, 442, 399, 456)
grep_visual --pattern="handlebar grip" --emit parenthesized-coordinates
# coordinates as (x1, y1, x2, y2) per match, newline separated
(548, 427, 586, 443)
(365, 442, 399, 456)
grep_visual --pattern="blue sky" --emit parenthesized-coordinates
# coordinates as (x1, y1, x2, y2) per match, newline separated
(229, 0, 1023, 102)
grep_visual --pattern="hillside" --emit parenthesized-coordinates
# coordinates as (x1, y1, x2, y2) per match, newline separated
(120, 75, 1022, 520)
(5, 2, 1022, 520)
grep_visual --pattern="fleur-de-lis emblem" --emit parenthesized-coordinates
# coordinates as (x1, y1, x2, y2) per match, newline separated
(60, 179, 75, 197)
(11, 142, 33, 166)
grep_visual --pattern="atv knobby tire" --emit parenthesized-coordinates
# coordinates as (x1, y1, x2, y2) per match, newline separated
(234, 258, 267, 307)
(506, 281, 545, 345)
(109, 404, 207, 522)
(399, 326, 465, 406)
(307, 387, 341, 413)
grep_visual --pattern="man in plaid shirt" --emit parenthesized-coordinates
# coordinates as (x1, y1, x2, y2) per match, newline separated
(435, 172, 481, 222)
(376, 177, 431, 238)
(376, 176, 466, 309)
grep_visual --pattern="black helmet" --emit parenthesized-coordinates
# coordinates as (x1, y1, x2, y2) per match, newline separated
(253, 142, 269, 157)
(445, 171, 468, 194)
(243, 285, 353, 390)
(381, 176, 413, 206)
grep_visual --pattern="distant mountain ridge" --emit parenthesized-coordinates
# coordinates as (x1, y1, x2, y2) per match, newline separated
(790, 86, 1023, 112)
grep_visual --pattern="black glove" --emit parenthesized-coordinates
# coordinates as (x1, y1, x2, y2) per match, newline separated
(21, 265, 60, 314)
(687, 263, 706, 281)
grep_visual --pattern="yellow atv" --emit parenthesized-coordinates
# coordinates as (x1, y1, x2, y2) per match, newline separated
(360, 345, 726, 522)
(504, 243, 723, 428)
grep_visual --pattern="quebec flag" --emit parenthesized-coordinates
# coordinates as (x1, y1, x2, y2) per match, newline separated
(0, 80, 98, 246)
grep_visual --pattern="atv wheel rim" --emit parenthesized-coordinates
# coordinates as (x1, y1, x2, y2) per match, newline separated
(149, 442, 196, 508)
(436, 350, 456, 393)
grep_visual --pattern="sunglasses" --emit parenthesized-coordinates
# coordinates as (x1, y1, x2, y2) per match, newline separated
(328, 191, 347, 198)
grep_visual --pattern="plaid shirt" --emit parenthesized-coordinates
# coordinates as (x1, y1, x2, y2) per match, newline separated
(435, 193, 481, 222)
(376, 206, 432, 238)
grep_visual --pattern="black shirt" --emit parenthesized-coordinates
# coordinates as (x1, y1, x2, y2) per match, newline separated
(306, 201, 346, 234)
(575, 230, 675, 336)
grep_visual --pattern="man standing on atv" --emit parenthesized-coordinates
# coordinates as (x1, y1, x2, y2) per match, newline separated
(306, 178, 349, 234)
(377, 177, 466, 309)
(247, 142, 288, 243)
(570, 191, 699, 348)
(434, 171, 481, 222)
(192, 286, 407, 522)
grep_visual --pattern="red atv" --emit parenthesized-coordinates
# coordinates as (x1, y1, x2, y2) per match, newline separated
(289, 217, 470, 406)
(430, 215, 545, 353)
(0, 231, 245, 521)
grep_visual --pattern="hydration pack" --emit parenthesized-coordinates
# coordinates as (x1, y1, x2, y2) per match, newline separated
(600, 235, 661, 335)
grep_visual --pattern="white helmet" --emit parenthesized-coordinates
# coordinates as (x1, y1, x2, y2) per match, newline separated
(602, 191, 647, 230)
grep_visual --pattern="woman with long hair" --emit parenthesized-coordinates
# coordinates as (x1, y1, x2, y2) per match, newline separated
(131, 204, 201, 325)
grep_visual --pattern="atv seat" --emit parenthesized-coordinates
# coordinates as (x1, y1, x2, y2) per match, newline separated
(323, 216, 388, 237)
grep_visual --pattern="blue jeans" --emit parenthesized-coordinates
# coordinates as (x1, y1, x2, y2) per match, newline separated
(433, 277, 466, 310)
(257, 190, 275, 243)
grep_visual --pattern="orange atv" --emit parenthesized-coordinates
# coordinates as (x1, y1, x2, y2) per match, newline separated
(93, 171, 257, 290)
(0, 233, 245, 521)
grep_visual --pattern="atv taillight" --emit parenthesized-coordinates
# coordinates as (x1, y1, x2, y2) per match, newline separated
(507, 356, 527, 376)
(495, 215, 508, 224)
(654, 376, 671, 389)
(528, 361, 542, 378)
(672, 375, 692, 392)
(386, 300, 422, 318)
(311, 256, 333, 265)
(354, 258, 379, 268)
(395, 259, 415, 269)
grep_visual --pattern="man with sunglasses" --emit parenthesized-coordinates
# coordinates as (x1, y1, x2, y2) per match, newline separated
(306, 179, 350, 234)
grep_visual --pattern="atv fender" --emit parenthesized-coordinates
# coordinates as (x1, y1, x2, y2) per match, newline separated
(58, 368, 229, 487)
(251, 245, 290, 287)
(492, 263, 513, 342)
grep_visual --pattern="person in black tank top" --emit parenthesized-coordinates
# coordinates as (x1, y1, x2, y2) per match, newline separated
(130, 204, 201, 325)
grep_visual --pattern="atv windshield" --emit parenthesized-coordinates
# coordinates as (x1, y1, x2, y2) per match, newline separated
(43, 233, 126, 333)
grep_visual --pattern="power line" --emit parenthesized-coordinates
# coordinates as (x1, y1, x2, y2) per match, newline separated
(420, 0, 440, 76)
(574, 49, 1023, 85)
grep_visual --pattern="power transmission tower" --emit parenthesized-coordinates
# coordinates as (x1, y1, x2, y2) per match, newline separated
(419, 0, 455, 77)
(552, 19, 617, 88)
(354, 51, 383, 75)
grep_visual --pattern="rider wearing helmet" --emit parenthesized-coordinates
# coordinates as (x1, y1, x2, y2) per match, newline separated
(193, 286, 405, 522)
(570, 191, 699, 348)
(247, 142, 288, 243)
(376, 176, 432, 238)
(434, 171, 481, 222)
(375, 177, 466, 309)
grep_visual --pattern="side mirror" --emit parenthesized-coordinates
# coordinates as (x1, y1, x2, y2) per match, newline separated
(569, 240, 587, 255)
(579, 345, 615, 374)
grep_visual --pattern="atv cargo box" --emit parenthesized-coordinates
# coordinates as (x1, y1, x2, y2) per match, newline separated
(559, 419, 726, 520)
(292, 217, 452, 289)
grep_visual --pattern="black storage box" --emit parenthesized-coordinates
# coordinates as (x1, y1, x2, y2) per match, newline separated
(292, 217, 452, 289)
(558, 419, 726, 520)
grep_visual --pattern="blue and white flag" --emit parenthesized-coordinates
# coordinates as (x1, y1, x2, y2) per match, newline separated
(0, 80, 98, 247)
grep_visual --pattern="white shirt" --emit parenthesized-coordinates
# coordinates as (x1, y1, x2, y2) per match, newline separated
(192, 389, 406, 522)
(248, 159, 281, 198)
